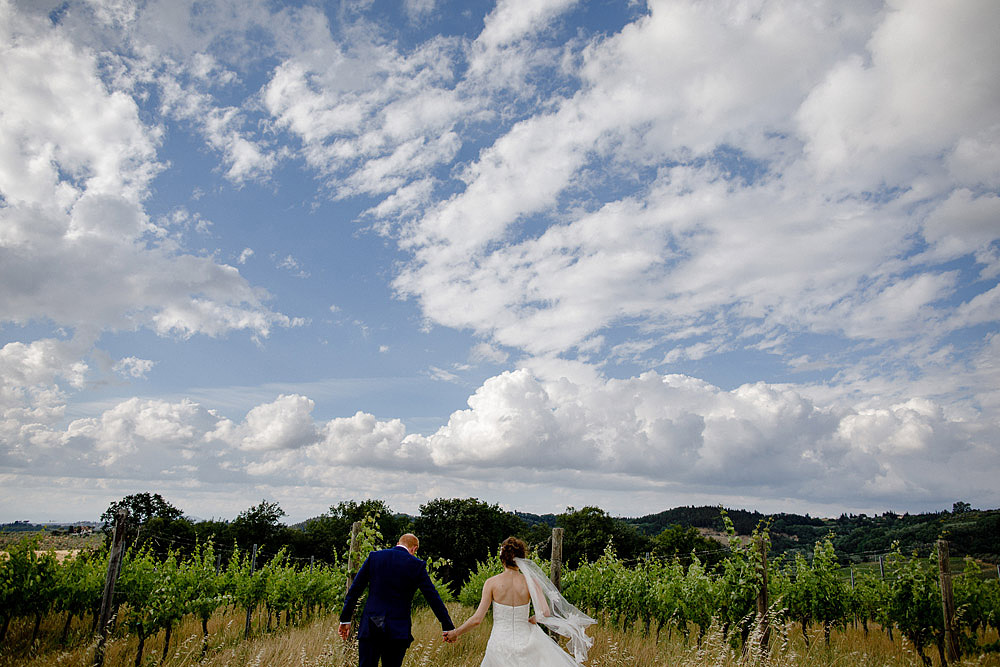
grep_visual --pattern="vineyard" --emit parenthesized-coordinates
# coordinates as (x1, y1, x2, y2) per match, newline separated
(0, 535, 348, 666)
(2, 516, 999, 666)
(457, 521, 1000, 666)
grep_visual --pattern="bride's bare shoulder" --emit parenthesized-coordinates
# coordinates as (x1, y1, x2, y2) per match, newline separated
(483, 572, 506, 588)
(485, 569, 519, 588)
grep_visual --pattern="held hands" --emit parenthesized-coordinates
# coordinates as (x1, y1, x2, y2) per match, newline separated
(442, 629, 458, 643)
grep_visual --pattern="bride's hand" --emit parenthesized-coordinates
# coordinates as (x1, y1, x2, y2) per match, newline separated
(528, 615, 537, 625)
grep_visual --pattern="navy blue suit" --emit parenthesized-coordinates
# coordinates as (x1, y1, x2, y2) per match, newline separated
(340, 545, 454, 667)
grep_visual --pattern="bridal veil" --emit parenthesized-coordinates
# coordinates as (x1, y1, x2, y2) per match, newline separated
(514, 557, 596, 663)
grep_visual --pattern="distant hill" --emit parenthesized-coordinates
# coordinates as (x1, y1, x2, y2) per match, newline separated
(1, 520, 99, 533)
(515, 511, 558, 528)
(626, 505, 824, 536)
(622, 505, 1000, 563)
(280, 503, 999, 565)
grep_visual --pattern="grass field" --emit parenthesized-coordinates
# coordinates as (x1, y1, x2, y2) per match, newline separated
(2, 603, 998, 667)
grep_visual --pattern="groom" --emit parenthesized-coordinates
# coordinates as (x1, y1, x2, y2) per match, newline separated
(339, 533, 455, 667)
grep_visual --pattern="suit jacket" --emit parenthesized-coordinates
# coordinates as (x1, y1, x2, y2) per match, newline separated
(340, 546, 454, 641)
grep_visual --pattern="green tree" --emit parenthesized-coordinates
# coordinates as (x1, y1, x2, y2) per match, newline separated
(100, 492, 184, 548)
(230, 499, 286, 552)
(557, 506, 624, 567)
(413, 497, 525, 592)
(303, 499, 402, 562)
(139, 515, 197, 559)
(192, 519, 234, 551)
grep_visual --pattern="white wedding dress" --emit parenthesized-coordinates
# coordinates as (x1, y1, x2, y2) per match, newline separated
(481, 602, 581, 666)
(480, 558, 596, 666)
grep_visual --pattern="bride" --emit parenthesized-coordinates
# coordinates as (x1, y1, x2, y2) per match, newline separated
(444, 537, 596, 665)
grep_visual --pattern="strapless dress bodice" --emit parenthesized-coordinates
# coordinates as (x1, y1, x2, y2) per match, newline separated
(480, 601, 579, 666)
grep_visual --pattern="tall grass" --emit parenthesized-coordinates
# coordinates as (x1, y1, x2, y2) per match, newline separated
(2, 604, 998, 667)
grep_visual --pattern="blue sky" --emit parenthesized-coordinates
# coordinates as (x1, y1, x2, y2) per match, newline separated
(1, 0, 998, 523)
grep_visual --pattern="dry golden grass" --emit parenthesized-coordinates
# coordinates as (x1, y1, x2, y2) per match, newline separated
(2, 604, 998, 667)
(0, 532, 103, 552)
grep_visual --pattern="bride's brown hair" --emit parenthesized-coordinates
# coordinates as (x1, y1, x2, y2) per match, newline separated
(499, 536, 527, 567)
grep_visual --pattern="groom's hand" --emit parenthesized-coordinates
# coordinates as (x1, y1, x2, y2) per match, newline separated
(338, 623, 351, 641)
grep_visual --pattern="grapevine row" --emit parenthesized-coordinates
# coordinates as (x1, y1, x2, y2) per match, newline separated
(0, 535, 347, 664)
(461, 526, 1000, 666)
(4, 521, 999, 666)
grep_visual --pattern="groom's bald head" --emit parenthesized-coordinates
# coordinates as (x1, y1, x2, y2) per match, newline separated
(398, 533, 419, 553)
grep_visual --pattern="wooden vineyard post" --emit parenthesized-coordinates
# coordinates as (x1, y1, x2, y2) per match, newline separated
(550, 527, 564, 592)
(850, 565, 857, 629)
(347, 521, 361, 591)
(243, 544, 258, 639)
(937, 540, 960, 663)
(93, 509, 128, 667)
(754, 533, 770, 657)
(345, 521, 362, 639)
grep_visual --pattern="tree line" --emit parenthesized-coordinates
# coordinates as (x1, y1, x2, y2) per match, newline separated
(93, 493, 998, 595)
(91, 493, 726, 594)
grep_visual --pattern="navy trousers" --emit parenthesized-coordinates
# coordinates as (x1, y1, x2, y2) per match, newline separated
(358, 629, 410, 667)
